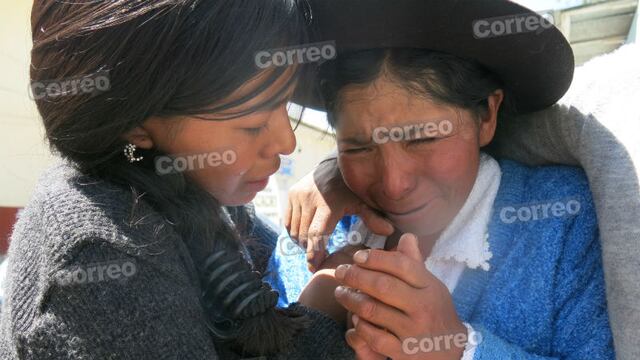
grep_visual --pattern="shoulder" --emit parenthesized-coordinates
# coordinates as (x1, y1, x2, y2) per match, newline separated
(8, 160, 189, 289)
(2, 161, 210, 357)
(498, 159, 591, 197)
(496, 159, 595, 224)
(491, 159, 600, 268)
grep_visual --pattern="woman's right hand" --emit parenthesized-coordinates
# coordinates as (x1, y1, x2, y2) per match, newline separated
(285, 156, 394, 272)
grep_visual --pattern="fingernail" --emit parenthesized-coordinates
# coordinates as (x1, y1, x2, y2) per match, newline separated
(345, 329, 357, 346)
(335, 285, 347, 296)
(335, 264, 350, 280)
(353, 250, 369, 264)
(352, 314, 360, 327)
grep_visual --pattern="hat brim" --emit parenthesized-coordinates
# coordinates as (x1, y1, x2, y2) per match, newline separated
(293, 0, 574, 114)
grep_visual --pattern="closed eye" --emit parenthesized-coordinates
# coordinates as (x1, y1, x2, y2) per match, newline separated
(243, 123, 268, 136)
(342, 147, 370, 154)
(408, 137, 437, 145)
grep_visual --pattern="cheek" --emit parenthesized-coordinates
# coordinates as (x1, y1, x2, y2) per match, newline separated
(339, 159, 375, 201)
(185, 163, 244, 203)
(183, 144, 262, 205)
(423, 138, 480, 187)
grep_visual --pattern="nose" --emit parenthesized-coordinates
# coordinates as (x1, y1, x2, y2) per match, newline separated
(263, 105, 296, 157)
(378, 148, 417, 201)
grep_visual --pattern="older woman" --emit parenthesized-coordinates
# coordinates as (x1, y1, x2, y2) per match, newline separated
(267, 0, 615, 359)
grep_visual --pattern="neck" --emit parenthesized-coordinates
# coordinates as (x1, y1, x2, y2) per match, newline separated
(417, 233, 439, 261)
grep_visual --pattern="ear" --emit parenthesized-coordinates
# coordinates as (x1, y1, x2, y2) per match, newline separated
(478, 89, 504, 147)
(121, 126, 154, 150)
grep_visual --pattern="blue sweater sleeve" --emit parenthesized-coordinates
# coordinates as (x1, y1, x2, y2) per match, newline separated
(264, 229, 313, 307)
(471, 230, 613, 359)
(472, 194, 614, 359)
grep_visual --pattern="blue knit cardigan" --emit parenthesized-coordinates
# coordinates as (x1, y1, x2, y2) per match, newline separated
(265, 160, 615, 359)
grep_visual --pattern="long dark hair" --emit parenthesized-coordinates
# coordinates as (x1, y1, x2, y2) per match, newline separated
(30, 0, 310, 355)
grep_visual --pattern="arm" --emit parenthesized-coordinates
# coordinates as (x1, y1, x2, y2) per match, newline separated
(22, 241, 219, 360)
(219, 213, 355, 360)
(297, 246, 364, 325)
(31, 237, 352, 360)
(488, 44, 640, 359)
(470, 231, 614, 360)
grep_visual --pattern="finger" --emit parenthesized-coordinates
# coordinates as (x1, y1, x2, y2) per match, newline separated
(284, 198, 293, 233)
(307, 207, 344, 271)
(396, 233, 424, 263)
(351, 316, 404, 359)
(345, 329, 386, 360)
(334, 265, 417, 313)
(335, 285, 411, 337)
(351, 247, 433, 289)
(289, 203, 303, 246)
(356, 204, 394, 236)
(306, 234, 328, 273)
(308, 207, 343, 244)
(298, 206, 317, 250)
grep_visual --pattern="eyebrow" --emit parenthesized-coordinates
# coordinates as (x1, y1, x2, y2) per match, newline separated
(338, 135, 372, 146)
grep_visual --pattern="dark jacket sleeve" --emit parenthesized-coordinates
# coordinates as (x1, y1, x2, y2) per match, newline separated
(17, 241, 220, 360)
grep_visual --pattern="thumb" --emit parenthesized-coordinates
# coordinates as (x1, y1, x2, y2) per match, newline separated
(396, 233, 423, 262)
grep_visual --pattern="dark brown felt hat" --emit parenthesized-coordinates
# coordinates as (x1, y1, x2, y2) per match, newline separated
(294, 0, 575, 114)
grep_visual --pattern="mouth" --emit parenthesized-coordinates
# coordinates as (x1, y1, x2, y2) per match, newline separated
(385, 202, 429, 217)
(244, 164, 279, 191)
(244, 176, 270, 192)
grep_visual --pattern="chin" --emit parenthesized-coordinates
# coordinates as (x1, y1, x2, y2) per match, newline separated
(218, 192, 257, 207)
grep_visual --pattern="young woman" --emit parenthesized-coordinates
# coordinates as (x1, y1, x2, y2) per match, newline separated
(0, 1, 352, 359)
(267, 1, 615, 359)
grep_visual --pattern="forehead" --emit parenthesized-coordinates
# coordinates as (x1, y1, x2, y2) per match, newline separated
(334, 77, 460, 133)
(216, 65, 299, 115)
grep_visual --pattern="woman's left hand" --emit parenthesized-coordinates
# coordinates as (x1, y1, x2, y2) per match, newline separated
(333, 233, 468, 360)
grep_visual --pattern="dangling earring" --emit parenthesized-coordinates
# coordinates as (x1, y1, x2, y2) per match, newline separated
(124, 143, 144, 163)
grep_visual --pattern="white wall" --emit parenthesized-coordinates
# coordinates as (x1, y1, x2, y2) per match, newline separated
(0, 1, 54, 208)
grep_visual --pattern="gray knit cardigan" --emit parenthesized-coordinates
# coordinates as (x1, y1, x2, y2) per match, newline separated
(0, 161, 353, 360)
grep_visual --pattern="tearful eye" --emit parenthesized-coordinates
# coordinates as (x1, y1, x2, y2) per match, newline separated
(343, 147, 369, 154)
(243, 123, 268, 136)
(408, 137, 437, 145)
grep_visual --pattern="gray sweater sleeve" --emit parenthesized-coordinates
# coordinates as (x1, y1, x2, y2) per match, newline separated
(12, 239, 352, 360)
(14, 241, 219, 360)
(487, 43, 640, 359)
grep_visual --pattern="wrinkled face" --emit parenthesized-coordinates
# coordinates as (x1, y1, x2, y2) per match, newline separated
(132, 71, 297, 206)
(334, 76, 499, 238)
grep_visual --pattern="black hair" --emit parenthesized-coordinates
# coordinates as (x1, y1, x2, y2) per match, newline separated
(30, 0, 311, 355)
(318, 48, 512, 127)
